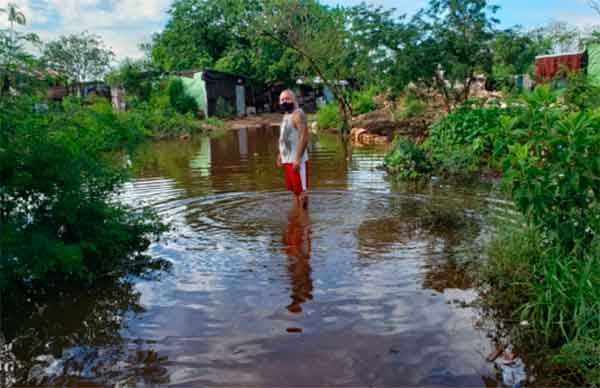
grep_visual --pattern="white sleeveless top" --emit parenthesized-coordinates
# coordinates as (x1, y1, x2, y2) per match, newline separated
(279, 108, 309, 164)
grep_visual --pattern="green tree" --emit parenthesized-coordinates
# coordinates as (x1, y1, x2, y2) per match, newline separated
(493, 29, 547, 74)
(0, 3, 41, 97)
(533, 22, 584, 53)
(43, 32, 115, 88)
(150, 0, 257, 71)
(105, 58, 155, 102)
(412, 0, 500, 110)
(2, 2, 25, 41)
(344, 3, 407, 90)
(150, 0, 300, 88)
(249, 0, 355, 133)
(489, 27, 553, 88)
(167, 77, 198, 114)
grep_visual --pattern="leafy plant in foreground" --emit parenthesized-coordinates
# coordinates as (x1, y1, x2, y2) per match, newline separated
(481, 84, 600, 385)
(384, 137, 431, 180)
(0, 96, 166, 287)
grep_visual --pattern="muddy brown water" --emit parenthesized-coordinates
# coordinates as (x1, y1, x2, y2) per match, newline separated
(4, 127, 522, 386)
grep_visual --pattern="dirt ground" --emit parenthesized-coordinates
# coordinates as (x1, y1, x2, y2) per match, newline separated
(228, 113, 284, 130)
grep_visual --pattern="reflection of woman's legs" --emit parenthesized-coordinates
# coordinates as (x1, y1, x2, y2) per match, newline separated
(294, 193, 301, 208)
(284, 205, 312, 314)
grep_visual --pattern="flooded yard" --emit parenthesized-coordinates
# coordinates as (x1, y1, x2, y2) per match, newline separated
(5, 127, 519, 386)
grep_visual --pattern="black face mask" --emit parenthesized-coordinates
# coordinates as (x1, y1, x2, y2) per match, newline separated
(280, 102, 295, 113)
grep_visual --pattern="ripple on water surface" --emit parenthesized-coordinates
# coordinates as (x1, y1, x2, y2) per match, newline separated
(17, 128, 518, 386)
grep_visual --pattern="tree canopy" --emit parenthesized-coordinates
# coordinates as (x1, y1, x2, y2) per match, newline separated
(0, 3, 42, 97)
(43, 32, 115, 85)
(150, 0, 302, 87)
(150, 0, 522, 112)
(5, 0, 592, 115)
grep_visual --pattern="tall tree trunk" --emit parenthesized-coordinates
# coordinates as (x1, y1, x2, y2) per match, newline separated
(338, 97, 351, 136)
(461, 71, 474, 105)
(0, 73, 9, 97)
(434, 73, 453, 112)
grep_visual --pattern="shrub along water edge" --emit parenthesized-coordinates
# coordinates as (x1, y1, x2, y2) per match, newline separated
(0, 96, 167, 289)
(384, 80, 600, 384)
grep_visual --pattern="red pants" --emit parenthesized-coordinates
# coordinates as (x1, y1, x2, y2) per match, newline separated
(283, 161, 309, 195)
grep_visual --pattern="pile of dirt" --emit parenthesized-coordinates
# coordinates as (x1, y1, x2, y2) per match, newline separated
(350, 106, 437, 144)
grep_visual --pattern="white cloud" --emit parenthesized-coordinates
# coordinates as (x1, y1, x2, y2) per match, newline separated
(550, 11, 600, 28)
(0, 0, 48, 26)
(1, 0, 171, 58)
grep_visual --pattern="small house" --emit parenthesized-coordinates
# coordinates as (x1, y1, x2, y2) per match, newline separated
(296, 77, 357, 112)
(177, 69, 247, 117)
(48, 81, 111, 101)
(535, 52, 587, 82)
(253, 77, 356, 114)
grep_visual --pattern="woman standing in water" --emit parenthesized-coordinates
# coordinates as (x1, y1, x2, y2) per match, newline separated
(277, 90, 309, 209)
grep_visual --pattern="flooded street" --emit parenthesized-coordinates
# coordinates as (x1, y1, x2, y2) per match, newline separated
(6, 127, 518, 386)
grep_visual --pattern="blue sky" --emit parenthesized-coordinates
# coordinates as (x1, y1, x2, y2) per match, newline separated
(1, 0, 597, 60)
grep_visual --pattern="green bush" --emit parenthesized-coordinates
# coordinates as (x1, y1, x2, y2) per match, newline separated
(167, 78, 198, 115)
(58, 97, 149, 148)
(503, 87, 600, 253)
(105, 59, 153, 102)
(351, 87, 377, 115)
(201, 116, 227, 130)
(403, 98, 426, 118)
(482, 225, 600, 385)
(425, 103, 502, 159)
(432, 144, 482, 178)
(422, 101, 521, 175)
(383, 137, 431, 180)
(0, 96, 165, 287)
(394, 92, 426, 120)
(316, 103, 343, 130)
(121, 104, 201, 139)
(563, 71, 600, 111)
(480, 84, 600, 385)
(480, 225, 540, 310)
(116, 80, 203, 139)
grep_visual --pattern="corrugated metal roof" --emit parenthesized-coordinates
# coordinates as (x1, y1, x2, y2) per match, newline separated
(535, 51, 585, 60)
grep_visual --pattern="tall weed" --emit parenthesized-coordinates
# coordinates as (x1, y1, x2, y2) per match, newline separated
(316, 103, 343, 130)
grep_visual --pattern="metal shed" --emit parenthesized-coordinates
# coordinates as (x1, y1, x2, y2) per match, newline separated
(535, 52, 586, 82)
(178, 69, 247, 117)
(203, 70, 246, 117)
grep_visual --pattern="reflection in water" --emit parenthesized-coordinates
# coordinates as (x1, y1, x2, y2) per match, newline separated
(238, 127, 248, 157)
(189, 137, 212, 177)
(283, 205, 313, 314)
(2, 277, 170, 385)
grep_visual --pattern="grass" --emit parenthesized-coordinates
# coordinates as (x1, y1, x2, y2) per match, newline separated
(393, 94, 426, 120)
(480, 225, 600, 386)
